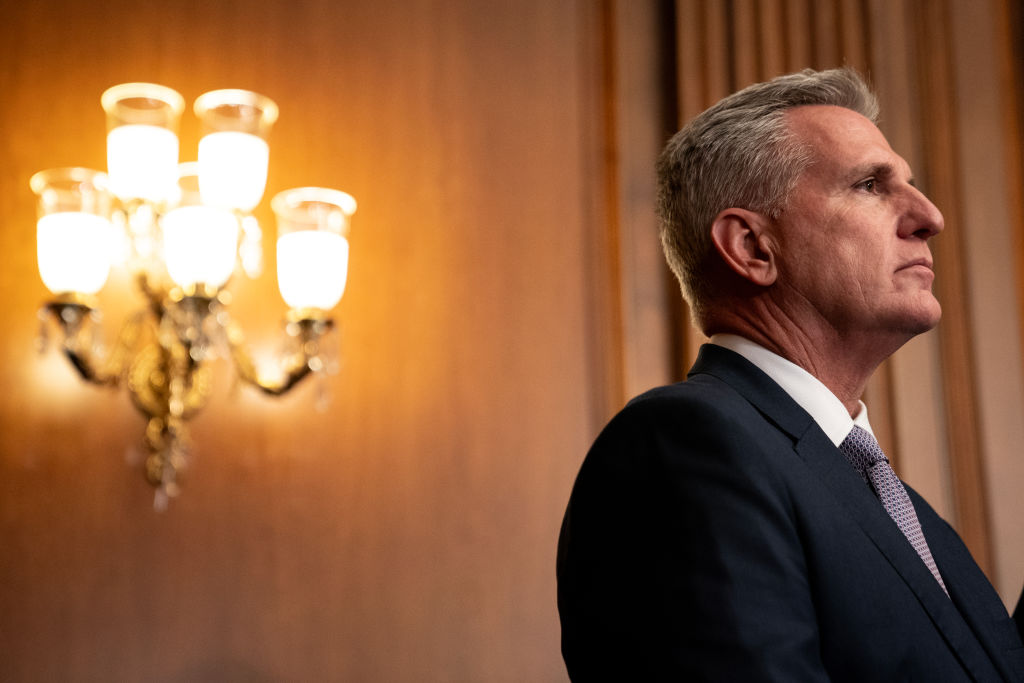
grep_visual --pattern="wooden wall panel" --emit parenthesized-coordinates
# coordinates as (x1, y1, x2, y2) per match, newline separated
(784, 0, 815, 70)
(606, 0, 680, 400)
(0, 1, 605, 680)
(813, 0, 842, 65)
(945, 0, 1024, 602)
(733, 0, 762, 87)
(759, 0, 789, 79)
(911, 0, 994, 576)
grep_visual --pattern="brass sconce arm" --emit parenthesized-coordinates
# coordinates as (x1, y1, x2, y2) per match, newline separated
(225, 313, 335, 397)
(41, 297, 140, 388)
(39, 289, 336, 508)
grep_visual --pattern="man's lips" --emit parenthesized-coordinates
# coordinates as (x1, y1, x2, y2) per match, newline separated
(897, 258, 935, 284)
(898, 258, 933, 272)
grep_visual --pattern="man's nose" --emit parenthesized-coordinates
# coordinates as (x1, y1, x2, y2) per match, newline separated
(899, 185, 944, 239)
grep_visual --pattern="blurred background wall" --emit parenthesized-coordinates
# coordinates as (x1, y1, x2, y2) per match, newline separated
(1, 1, 1023, 680)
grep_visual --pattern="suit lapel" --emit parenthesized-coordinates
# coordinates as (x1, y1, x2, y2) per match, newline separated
(690, 344, 1009, 682)
(793, 428, 1005, 682)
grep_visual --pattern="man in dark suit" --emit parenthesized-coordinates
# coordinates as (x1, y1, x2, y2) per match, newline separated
(557, 68, 1024, 681)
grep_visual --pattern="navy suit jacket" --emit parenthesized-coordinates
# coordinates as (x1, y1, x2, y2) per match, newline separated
(558, 344, 1024, 681)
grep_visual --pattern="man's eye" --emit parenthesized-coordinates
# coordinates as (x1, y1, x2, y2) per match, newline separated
(858, 178, 877, 192)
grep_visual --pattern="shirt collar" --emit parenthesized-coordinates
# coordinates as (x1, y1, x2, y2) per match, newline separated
(709, 333, 873, 447)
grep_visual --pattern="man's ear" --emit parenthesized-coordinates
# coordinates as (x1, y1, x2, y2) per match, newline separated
(709, 208, 777, 286)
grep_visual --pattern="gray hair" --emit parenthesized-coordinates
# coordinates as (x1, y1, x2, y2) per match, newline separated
(656, 67, 879, 327)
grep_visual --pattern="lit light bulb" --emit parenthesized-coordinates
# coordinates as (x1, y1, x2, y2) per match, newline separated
(161, 206, 239, 289)
(198, 132, 270, 211)
(101, 83, 185, 203)
(194, 89, 278, 212)
(30, 168, 114, 296)
(277, 231, 349, 310)
(106, 125, 179, 202)
(37, 212, 115, 294)
(271, 187, 356, 313)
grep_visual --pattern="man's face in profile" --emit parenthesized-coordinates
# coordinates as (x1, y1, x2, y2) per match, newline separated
(768, 105, 944, 342)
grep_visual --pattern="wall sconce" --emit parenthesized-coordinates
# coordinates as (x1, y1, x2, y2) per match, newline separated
(32, 83, 356, 508)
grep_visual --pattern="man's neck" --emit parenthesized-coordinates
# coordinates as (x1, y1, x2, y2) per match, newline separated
(705, 307, 904, 417)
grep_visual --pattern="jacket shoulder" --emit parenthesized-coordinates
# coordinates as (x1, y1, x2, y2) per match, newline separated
(595, 374, 791, 467)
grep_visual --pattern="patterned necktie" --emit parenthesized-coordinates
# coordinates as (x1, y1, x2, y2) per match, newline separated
(839, 425, 948, 595)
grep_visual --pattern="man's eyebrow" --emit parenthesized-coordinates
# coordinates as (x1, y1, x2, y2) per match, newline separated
(848, 162, 914, 185)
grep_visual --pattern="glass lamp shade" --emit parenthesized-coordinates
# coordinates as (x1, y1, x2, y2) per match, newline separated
(161, 163, 239, 290)
(30, 168, 115, 295)
(101, 83, 184, 203)
(194, 89, 278, 212)
(272, 187, 356, 313)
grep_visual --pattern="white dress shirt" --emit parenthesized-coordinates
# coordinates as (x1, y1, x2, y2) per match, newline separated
(710, 334, 873, 447)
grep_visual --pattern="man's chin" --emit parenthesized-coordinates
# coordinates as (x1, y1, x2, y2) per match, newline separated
(904, 300, 942, 336)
